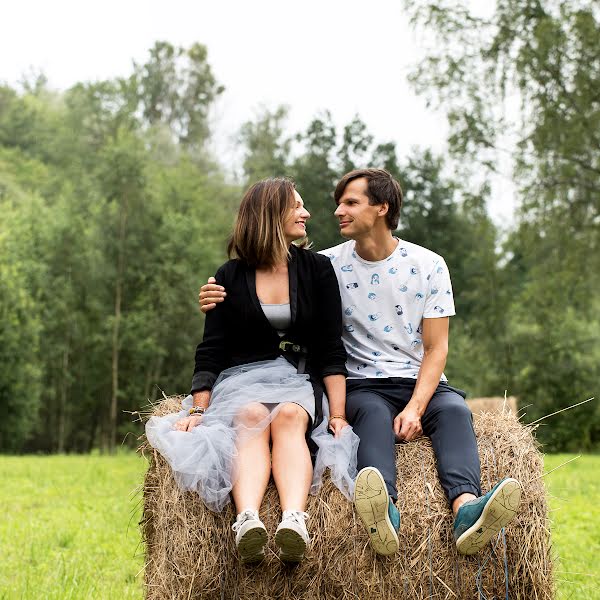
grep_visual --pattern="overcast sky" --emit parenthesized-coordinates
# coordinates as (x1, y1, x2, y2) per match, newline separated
(1, 0, 515, 222)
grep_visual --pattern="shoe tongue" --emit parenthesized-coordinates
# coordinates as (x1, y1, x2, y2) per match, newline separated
(284, 510, 307, 521)
(239, 509, 257, 521)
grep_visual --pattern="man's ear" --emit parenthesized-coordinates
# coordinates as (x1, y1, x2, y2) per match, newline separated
(378, 202, 389, 217)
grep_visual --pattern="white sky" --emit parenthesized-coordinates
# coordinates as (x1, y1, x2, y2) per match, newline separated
(1, 0, 515, 222)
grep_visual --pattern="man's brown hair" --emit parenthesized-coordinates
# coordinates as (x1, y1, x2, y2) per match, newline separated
(334, 168, 403, 229)
(228, 178, 305, 268)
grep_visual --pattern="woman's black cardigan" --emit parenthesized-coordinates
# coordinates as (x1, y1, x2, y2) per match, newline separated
(191, 245, 347, 432)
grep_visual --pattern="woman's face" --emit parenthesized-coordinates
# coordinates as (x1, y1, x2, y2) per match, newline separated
(283, 190, 311, 242)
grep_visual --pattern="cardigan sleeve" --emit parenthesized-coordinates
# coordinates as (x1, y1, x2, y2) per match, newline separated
(190, 265, 230, 393)
(311, 256, 348, 378)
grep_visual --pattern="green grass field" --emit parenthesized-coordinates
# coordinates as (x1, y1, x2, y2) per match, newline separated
(0, 453, 144, 600)
(0, 453, 597, 599)
(545, 454, 600, 599)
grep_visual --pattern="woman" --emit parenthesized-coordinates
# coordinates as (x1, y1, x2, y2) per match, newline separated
(146, 178, 358, 564)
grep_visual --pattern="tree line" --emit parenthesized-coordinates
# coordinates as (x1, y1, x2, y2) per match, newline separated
(1, 0, 598, 453)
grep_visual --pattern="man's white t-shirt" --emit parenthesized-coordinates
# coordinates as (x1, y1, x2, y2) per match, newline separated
(320, 239, 456, 380)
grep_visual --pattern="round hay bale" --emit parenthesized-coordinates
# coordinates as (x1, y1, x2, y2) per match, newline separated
(467, 396, 518, 415)
(139, 396, 553, 599)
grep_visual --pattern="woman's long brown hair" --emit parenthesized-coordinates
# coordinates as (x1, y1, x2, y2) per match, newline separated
(227, 178, 307, 268)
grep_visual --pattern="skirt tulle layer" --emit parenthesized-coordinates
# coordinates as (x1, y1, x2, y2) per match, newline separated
(146, 358, 359, 511)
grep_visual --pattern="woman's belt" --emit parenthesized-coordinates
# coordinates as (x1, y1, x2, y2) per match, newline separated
(278, 340, 307, 354)
(278, 340, 308, 374)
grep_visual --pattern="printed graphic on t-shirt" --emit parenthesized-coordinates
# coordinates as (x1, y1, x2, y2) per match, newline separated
(320, 240, 456, 380)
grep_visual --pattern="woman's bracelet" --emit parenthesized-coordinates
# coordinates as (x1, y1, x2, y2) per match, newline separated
(189, 406, 207, 416)
(328, 415, 347, 423)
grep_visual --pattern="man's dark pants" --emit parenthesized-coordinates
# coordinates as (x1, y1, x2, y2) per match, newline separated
(346, 378, 481, 505)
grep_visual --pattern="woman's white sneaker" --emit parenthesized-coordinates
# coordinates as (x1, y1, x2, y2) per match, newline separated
(232, 510, 268, 563)
(275, 510, 310, 562)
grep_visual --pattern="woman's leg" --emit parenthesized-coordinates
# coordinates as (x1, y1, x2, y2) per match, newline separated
(270, 402, 312, 511)
(231, 402, 272, 512)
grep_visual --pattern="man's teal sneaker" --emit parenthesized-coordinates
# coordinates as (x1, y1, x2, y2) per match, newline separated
(454, 478, 521, 555)
(354, 466, 400, 556)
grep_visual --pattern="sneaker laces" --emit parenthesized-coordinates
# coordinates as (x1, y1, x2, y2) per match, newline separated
(232, 509, 259, 533)
(281, 510, 309, 525)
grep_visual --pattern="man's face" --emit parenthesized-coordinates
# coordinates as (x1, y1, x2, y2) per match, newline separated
(334, 177, 385, 239)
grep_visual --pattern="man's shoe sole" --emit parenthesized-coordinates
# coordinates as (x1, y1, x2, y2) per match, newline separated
(237, 525, 267, 564)
(275, 526, 308, 562)
(354, 467, 399, 556)
(456, 478, 521, 556)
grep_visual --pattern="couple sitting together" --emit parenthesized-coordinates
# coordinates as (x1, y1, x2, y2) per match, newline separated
(146, 169, 522, 564)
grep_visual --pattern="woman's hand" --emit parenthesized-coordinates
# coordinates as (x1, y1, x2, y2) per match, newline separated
(328, 417, 348, 439)
(174, 415, 203, 432)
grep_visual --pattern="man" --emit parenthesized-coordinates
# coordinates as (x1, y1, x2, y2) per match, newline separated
(199, 169, 521, 556)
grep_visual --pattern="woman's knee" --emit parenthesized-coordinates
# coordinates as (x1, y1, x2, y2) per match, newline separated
(236, 402, 270, 427)
(272, 402, 308, 430)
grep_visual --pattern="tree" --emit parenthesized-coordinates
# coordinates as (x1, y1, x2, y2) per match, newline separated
(0, 43, 236, 453)
(239, 106, 291, 182)
(292, 112, 341, 249)
(0, 173, 43, 451)
(95, 130, 148, 452)
(388, 149, 507, 394)
(134, 41, 224, 148)
(337, 115, 373, 174)
(404, 0, 600, 447)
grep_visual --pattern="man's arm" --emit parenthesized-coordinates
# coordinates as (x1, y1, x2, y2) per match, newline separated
(199, 276, 226, 313)
(393, 316, 449, 441)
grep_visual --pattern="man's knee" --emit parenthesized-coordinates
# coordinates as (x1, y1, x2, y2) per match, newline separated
(236, 402, 270, 427)
(426, 394, 473, 428)
(438, 398, 472, 422)
(348, 393, 394, 426)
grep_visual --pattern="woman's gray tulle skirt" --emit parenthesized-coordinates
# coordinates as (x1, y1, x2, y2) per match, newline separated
(145, 358, 359, 512)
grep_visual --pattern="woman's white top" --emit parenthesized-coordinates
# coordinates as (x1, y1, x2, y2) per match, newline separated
(260, 302, 291, 335)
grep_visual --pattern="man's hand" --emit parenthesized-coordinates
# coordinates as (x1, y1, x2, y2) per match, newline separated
(199, 276, 226, 313)
(393, 406, 423, 442)
(174, 415, 203, 432)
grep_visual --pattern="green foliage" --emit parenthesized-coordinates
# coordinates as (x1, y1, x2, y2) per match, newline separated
(291, 111, 342, 249)
(337, 116, 374, 175)
(508, 306, 600, 452)
(133, 41, 225, 147)
(0, 240, 42, 452)
(404, 0, 599, 449)
(405, 1, 599, 211)
(395, 152, 512, 395)
(0, 160, 52, 450)
(1, 29, 597, 452)
(239, 106, 292, 181)
(0, 45, 236, 453)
